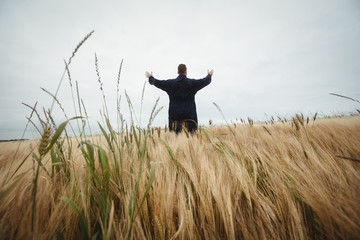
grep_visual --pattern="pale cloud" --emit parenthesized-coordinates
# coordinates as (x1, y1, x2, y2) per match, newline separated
(0, 0, 359, 139)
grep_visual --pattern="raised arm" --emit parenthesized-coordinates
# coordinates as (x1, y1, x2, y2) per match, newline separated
(192, 69, 214, 92)
(145, 71, 171, 91)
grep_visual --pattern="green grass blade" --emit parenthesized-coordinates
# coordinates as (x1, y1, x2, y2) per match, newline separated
(45, 117, 83, 155)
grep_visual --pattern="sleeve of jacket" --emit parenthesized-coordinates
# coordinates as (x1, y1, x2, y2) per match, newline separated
(148, 76, 170, 92)
(192, 74, 212, 92)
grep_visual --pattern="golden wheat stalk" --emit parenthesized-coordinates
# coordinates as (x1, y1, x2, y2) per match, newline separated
(38, 126, 51, 156)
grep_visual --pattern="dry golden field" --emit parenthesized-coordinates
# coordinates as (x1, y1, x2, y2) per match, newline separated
(0, 116, 360, 239)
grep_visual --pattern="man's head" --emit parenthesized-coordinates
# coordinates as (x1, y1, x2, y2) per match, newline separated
(178, 64, 187, 76)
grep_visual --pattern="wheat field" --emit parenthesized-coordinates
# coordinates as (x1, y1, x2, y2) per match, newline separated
(0, 115, 359, 240)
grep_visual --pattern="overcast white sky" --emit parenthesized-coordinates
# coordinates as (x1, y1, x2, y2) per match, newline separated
(0, 0, 359, 139)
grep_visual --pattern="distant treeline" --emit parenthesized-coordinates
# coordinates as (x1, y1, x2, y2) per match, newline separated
(0, 139, 28, 142)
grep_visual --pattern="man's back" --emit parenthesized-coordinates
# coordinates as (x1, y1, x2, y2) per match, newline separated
(148, 74, 211, 121)
(146, 64, 213, 133)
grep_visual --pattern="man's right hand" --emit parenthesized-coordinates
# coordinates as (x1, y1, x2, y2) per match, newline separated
(208, 69, 214, 76)
(145, 71, 153, 78)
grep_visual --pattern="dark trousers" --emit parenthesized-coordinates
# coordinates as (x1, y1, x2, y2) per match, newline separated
(169, 119, 198, 134)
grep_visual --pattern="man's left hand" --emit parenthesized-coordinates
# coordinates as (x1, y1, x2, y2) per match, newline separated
(145, 71, 153, 78)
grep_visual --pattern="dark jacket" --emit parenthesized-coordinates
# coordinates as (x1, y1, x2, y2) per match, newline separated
(149, 74, 211, 124)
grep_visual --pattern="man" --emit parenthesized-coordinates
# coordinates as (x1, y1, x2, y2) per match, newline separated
(145, 64, 213, 134)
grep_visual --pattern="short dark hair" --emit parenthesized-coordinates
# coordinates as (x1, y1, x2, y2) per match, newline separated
(178, 64, 187, 75)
